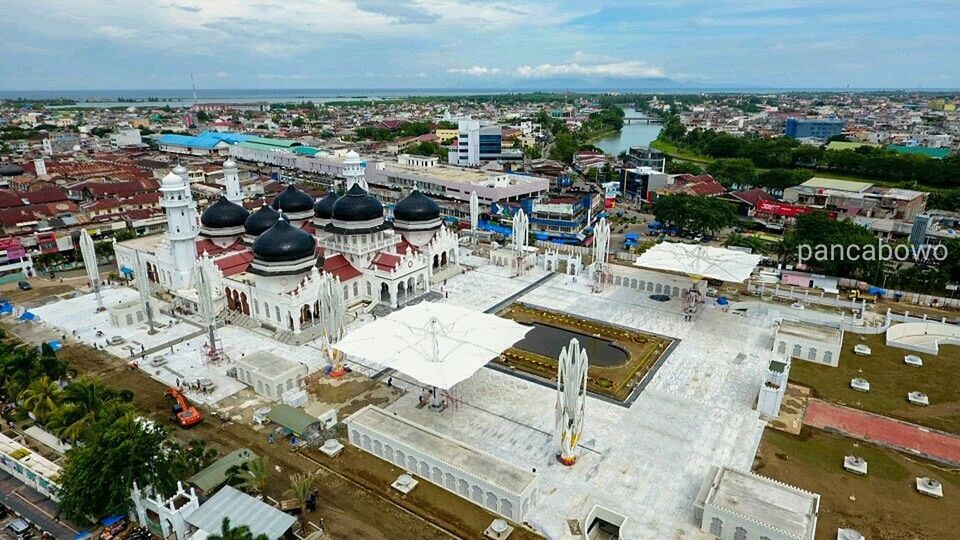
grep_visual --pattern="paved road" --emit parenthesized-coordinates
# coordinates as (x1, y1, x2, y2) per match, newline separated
(0, 473, 81, 539)
(804, 399, 960, 466)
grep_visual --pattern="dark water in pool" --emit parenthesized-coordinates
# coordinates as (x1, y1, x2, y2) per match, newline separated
(513, 322, 629, 367)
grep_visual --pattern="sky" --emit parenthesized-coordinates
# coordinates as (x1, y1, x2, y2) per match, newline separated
(1, 0, 958, 91)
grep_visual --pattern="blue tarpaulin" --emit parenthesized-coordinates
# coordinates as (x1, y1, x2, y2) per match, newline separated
(867, 286, 886, 296)
(0, 302, 12, 314)
(73, 532, 92, 540)
(47, 340, 63, 351)
(18, 311, 35, 321)
(648, 221, 662, 229)
(101, 515, 126, 527)
(717, 297, 730, 306)
(120, 266, 134, 276)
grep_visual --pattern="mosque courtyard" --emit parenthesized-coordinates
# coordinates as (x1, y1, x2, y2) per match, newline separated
(21, 252, 781, 540)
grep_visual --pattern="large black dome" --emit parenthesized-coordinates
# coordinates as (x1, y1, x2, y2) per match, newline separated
(201, 195, 249, 229)
(272, 184, 315, 214)
(0, 164, 24, 177)
(313, 192, 339, 219)
(244, 204, 289, 236)
(394, 189, 440, 222)
(252, 219, 316, 262)
(332, 184, 383, 222)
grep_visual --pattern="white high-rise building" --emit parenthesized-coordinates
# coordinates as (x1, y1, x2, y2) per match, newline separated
(159, 171, 199, 289)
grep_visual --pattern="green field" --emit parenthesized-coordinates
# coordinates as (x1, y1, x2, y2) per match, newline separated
(788, 332, 960, 434)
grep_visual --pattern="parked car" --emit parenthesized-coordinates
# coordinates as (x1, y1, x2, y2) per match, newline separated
(5, 518, 34, 539)
(148, 355, 167, 367)
(17, 281, 31, 291)
(107, 336, 125, 346)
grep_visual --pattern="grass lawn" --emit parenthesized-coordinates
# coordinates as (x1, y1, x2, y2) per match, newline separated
(756, 427, 960, 540)
(649, 138, 714, 164)
(788, 332, 960, 434)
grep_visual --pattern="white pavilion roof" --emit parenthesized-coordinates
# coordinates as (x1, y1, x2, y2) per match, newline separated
(334, 301, 531, 390)
(634, 241, 762, 283)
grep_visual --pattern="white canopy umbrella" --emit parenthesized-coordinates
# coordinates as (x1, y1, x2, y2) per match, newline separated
(634, 241, 762, 283)
(334, 301, 531, 391)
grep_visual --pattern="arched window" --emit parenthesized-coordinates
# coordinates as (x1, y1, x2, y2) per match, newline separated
(792, 344, 802, 357)
(709, 517, 723, 536)
(734, 526, 747, 540)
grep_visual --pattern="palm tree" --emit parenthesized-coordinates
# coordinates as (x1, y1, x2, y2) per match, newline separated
(49, 378, 122, 442)
(18, 376, 62, 424)
(207, 517, 269, 540)
(286, 472, 318, 534)
(226, 457, 269, 496)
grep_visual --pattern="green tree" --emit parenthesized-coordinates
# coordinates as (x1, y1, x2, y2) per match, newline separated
(19, 376, 62, 424)
(549, 131, 578, 163)
(705, 158, 757, 189)
(207, 517, 269, 540)
(226, 457, 269, 495)
(755, 168, 813, 196)
(49, 377, 127, 442)
(286, 472, 318, 534)
(785, 211, 882, 279)
(652, 194, 736, 235)
(57, 413, 181, 524)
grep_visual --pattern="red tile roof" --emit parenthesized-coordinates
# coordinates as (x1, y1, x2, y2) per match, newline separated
(370, 252, 401, 272)
(732, 188, 775, 207)
(323, 254, 362, 281)
(214, 251, 254, 276)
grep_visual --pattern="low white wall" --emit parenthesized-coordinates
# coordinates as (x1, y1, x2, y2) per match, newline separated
(886, 321, 960, 355)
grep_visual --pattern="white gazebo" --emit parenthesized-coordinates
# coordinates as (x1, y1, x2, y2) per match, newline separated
(334, 301, 531, 409)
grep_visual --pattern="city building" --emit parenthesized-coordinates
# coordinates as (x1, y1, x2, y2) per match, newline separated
(774, 319, 842, 367)
(620, 166, 671, 202)
(109, 127, 144, 149)
(0, 237, 36, 278)
(785, 117, 845, 140)
(447, 119, 521, 166)
(783, 178, 927, 221)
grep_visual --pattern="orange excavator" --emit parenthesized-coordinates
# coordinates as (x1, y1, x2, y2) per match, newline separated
(165, 387, 203, 428)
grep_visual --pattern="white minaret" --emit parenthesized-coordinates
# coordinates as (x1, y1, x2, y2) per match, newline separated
(555, 338, 588, 466)
(222, 158, 243, 204)
(469, 191, 479, 231)
(159, 170, 199, 289)
(172, 163, 189, 185)
(79, 229, 103, 310)
(343, 150, 367, 191)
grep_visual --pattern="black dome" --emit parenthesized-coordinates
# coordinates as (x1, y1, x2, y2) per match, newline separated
(252, 219, 316, 262)
(394, 189, 440, 222)
(332, 184, 383, 222)
(244, 204, 289, 236)
(201, 196, 249, 229)
(313, 192, 339, 219)
(0, 164, 24, 177)
(271, 184, 315, 213)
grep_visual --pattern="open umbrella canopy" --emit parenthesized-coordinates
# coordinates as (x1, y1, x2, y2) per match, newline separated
(635, 241, 762, 283)
(334, 301, 532, 390)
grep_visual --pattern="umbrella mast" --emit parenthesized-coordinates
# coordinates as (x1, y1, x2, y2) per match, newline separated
(134, 251, 157, 335)
(79, 230, 103, 311)
(591, 217, 611, 293)
(555, 338, 588, 466)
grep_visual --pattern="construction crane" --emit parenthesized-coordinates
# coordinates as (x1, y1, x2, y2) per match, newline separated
(165, 387, 203, 428)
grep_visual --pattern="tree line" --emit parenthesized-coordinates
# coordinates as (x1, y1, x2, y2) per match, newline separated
(659, 116, 960, 192)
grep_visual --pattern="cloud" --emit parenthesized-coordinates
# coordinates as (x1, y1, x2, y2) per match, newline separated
(256, 73, 311, 80)
(214, 71, 231, 78)
(447, 66, 502, 76)
(515, 60, 665, 79)
(695, 16, 801, 27)
(95, 25, 137, 40)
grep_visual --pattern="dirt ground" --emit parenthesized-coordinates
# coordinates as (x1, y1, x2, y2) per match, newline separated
(3, 305, 543, 539)
(754, 427, 960, 540)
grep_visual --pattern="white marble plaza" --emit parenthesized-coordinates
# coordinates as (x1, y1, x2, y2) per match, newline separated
(385, 272, 775, 540)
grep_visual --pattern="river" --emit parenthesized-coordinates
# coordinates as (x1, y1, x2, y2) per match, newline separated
(593, 108, 662, 156)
